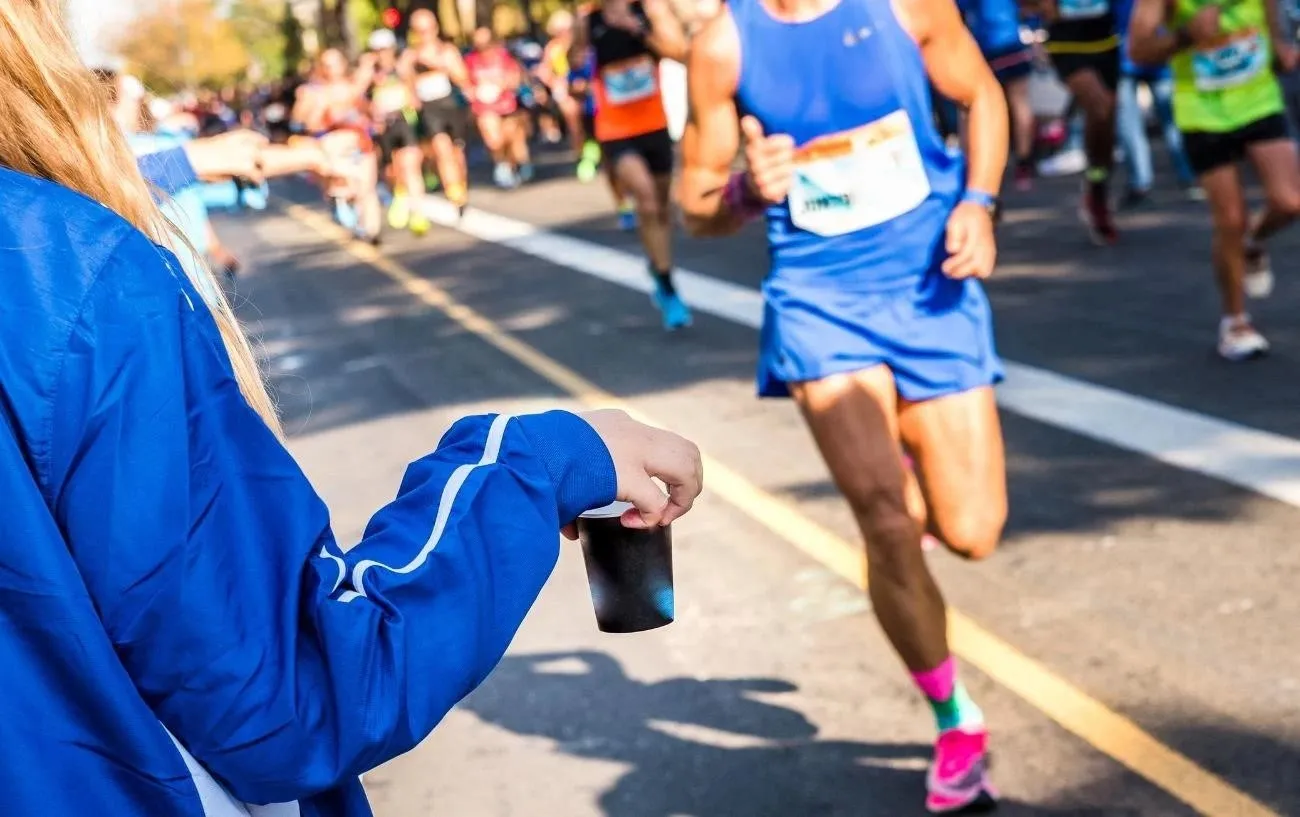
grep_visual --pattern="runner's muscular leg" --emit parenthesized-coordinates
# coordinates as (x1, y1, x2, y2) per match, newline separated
(898, 386, 1006, 561)
(615, 152, 672, 270)
(791, 366, 950, 672)
(1246, 138, 1300, 242)
(1065, 69, 1115, 171)
(1200, 162, 1249, 316)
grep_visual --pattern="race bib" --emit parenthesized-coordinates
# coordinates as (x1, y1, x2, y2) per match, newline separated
(601, 56, 658, 105)
(787, 110, 931, 237)
(476, 81, 503, 103)
(1193, 31, 1267, 91)
(417, 73, 453, 101)
(1057, 0, 1109, 20)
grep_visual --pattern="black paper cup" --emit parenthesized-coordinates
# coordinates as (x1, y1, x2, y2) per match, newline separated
(577, 501, 675, 633)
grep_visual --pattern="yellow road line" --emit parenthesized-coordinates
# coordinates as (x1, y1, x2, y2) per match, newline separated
(283, 203, 1276, 817)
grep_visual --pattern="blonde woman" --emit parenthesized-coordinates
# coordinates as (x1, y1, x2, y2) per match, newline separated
(0, 3, 702, 816)
(540, 10, 589, 165)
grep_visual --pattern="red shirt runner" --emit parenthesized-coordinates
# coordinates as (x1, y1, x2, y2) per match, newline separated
(464, 46, 520, 117)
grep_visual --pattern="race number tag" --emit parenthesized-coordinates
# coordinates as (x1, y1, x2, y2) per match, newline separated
(1193, 31, 1267, 91)
(476, 81, 503, 103)
(417, 73, 453, 101)
(601, 56, 658, 105)
(1057, 0, 1109, 20)
(787, 110, 931, 237)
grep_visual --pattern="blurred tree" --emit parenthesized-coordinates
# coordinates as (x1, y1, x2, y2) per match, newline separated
(228, 0, 287, 79)
(114, 0, 249, 93)
(280, 1, 307, 75)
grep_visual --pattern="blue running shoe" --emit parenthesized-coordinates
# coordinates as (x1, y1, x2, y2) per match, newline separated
(618, 204, 638, 231)
(333, 197, 358, 230)
(239, 180, 269, 210)
(652, 287, 692, 331)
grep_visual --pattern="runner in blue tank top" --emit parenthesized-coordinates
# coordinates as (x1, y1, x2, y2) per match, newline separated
(680, 0, 1008, 810)
(961, 0, 1038, 189)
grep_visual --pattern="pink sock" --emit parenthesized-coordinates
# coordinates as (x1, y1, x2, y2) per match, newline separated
(912, 656, 956, 702)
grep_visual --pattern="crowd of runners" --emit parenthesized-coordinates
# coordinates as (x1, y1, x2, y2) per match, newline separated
(106, 0, 1300, 812)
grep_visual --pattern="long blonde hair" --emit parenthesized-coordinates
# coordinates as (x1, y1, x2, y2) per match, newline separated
(0, 1, 281, 435)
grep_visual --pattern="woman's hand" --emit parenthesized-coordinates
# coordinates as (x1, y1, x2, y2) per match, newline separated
(568, 409, 703, 536)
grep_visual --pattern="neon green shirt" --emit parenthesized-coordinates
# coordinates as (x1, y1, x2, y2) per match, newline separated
(1169, 0, 1284, 132)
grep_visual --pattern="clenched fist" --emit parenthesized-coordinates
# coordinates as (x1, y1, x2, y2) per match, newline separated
(740, 115, 796, 205)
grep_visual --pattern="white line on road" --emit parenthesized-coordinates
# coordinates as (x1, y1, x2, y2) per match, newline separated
(423, 199, 1300, 510)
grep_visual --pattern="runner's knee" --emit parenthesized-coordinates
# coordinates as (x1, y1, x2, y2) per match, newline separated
(1213, 202, 1248, 237)
(1267, 186, 1300, 218)
(845, 484, 918, 553)
(933, 503, 1005, 561)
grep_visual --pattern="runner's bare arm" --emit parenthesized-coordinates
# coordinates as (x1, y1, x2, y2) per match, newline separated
(397, 49, 417, 82)
(1127, 0, 1181, 63)
(645, 0, 691, 61)
(570, 14, 592, 70)
(903, 0, 1008, 196)
(447, 48, 473, 91)
(1264, 0, 1292, 58)
(678, 13, 745, 236)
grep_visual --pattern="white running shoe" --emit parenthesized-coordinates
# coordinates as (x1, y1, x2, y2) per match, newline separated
(1244, 247, 1274, 299)
(1218, 315, 1270, 361)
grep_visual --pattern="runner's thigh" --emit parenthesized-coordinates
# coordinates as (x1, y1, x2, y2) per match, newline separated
(897, 386, 1005, 556)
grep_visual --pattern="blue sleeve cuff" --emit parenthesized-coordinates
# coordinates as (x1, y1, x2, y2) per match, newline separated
(514, 411, 617, 524)
(137, 147, 199, 198)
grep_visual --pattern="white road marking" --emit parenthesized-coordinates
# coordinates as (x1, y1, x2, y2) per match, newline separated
(423, 199, 1300, 510)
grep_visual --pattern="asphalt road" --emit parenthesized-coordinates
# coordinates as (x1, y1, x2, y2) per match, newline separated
(217, 156, 1300, 817)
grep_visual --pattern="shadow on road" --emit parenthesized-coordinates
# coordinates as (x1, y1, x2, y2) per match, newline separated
(462, 650, 1111, 817)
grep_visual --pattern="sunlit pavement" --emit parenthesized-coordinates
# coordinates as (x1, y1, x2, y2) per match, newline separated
(219, 161, 1300, 816)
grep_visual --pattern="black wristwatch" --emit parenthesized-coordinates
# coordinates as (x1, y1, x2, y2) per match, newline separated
(1172, 25, 1193, 52)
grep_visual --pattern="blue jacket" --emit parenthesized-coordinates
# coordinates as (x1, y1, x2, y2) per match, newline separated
(0, 166, 617, 816)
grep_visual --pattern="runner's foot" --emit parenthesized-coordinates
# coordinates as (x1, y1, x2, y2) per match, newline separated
(618, 200, 638, 231)
(334, 197, 358, 231)
(577, 140, 601, 182)
(387, 193, 411, 230)
(1218, 315, 1269, 361)
(1012, 159, 1033, 192)
(1119, 187, 1151, 210)
(493, 162, 517, 189)
(926, 726, 998, 814)
(1079, 183, 1117, 245)
(409, 211, 431, 236)
(1244, 246, 1274, 299)
(652, 284, 692, 331)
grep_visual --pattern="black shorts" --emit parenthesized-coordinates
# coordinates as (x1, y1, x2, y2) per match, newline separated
(420, 103, 469, 144)
(1182, 113, 1291, 177)
(600, 128, 674, 176)
(377, 112, 420, 165)
(1048, 47, 1120, 92)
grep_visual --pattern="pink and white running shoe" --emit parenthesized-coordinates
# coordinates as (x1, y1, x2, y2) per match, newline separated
(926, 726, 999, 814)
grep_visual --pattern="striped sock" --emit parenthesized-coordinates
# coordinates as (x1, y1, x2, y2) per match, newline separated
(912, 657, 984, 732)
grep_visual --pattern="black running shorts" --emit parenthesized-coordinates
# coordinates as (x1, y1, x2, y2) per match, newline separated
(1181, 113, 1290, 177)
(599, 128, 674, 177)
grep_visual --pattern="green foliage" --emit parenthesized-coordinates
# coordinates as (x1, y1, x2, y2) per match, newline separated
(228, 0, 287, 80)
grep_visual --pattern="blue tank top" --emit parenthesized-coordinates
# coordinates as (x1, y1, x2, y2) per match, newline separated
(733, 0, 965, 294)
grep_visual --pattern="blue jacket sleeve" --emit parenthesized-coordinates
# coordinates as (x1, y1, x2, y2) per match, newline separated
(45, 233, 617, 804)
(135, 146, 199, 198)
